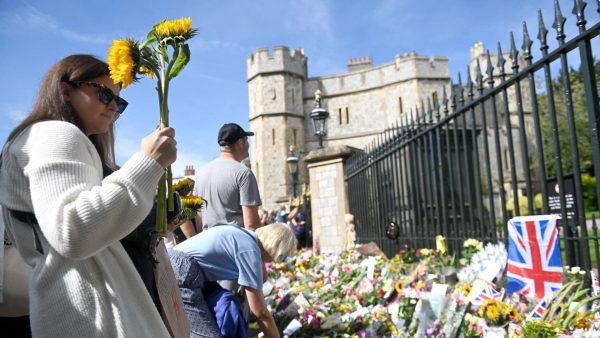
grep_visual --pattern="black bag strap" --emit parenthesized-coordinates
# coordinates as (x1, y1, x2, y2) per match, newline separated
(1, 142, 44, 254)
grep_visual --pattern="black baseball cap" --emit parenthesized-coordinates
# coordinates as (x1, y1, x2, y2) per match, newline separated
(218, 123, 254, 145)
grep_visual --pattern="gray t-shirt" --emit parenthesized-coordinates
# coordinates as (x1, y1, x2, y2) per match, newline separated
(197, 158, 261, 229)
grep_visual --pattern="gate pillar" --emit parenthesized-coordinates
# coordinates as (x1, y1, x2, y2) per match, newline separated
(305, 146, 353, 253)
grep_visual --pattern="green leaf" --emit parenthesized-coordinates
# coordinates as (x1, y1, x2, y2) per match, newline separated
(169, 44, 190, 79)
(143, 36, 157, 48)
(146, 27, 157, 40)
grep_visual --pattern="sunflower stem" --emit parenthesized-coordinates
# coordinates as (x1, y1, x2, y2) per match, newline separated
(161, 48, 174, 213)
(157, 173, 167, 235)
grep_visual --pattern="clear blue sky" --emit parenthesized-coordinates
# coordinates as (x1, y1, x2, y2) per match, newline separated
(0, 0, 585, 176)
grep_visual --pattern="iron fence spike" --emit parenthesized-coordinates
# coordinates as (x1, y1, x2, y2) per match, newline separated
(466, 66, 474, 99)
(475, 58, 484, 93)
(537, 9, 549, 53)
(485, 50, 495, 87)
(522, 21, 533, 63)
(450, 92, 457, 112)
(509, 32, 520, 72)
(553, 0, 567, 43)
(442, 86, 449, 115)
(572, 0, 587, 31)
(457, 72, 465, 105)
(497, 42, 507, 74)
(427, 97, 433, 123)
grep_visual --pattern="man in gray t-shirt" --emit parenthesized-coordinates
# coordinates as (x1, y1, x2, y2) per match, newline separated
(197, 123, 262, 231)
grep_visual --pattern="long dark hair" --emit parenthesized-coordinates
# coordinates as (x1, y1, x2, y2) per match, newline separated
(7, 54, 117, 169)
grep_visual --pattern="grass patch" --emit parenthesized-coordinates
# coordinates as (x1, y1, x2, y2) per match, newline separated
(585, 210, 600, 221)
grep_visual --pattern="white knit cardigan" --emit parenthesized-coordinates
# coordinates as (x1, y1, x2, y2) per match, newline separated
(0, 121, 170, 337)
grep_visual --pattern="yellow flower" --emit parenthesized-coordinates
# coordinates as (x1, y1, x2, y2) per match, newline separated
(173, 178, 195, 196)
(181, 195, 204, 209)
(394, 280, 402, 293)
(107, 39, 139, 89)
(139, 66, 155, 78)
(154, 17, 196, 40)
(486, 305, 499, 320)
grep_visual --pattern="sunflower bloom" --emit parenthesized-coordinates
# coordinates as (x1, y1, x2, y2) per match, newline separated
(394, 280, 402, 293)
(107, 39, 139, 88)
(139, 66, 155, 78)
(155, 17, 194, 39)
(181, 196, 204, 209)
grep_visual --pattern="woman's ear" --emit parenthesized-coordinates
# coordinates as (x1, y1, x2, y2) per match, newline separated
(60, 82, 71, 101)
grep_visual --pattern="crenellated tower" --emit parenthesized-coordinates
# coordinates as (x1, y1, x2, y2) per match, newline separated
(247, 46, 308, 208)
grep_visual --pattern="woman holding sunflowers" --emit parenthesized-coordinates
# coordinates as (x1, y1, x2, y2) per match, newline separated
(0, 54, 176, 337)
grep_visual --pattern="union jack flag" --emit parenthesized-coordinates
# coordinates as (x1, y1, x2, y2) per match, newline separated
(591, 270, 600, 297)
(471, 286, 503, 306)
(590, 271, 600, 322)
(506, 215, 563, 301)
(527, 295, 549, 320)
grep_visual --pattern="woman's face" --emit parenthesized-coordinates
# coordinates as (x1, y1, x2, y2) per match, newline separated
(65, 75, 122, 135)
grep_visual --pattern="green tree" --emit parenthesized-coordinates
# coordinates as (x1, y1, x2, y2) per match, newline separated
(538, 60, 600, 177)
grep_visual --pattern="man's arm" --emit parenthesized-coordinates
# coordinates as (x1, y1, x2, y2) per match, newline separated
(178, 219, 197, 239)
(242, 205, 262, 231)
(246, 287, 280, 338)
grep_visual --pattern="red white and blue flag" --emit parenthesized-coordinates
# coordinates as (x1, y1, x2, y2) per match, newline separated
(591, 270, 600, 297)
(590, 271, 600, 322)
(506, 215, 563, 301)
(471, 286, 503, 306)
(527, 295, 549, 320)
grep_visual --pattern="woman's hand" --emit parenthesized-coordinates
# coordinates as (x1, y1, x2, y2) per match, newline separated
(141, 127, 177, 168)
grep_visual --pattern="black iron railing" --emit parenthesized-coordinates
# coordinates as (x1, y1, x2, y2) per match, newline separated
(345, 0, 600, 272)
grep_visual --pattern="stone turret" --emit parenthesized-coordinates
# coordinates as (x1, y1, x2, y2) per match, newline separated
(247, 46, 309, 208)
(347, 56, 373, 72)
(183, 165, 195, 177)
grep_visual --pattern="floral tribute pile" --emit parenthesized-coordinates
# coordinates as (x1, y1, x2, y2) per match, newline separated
(261, 240, 600, 338)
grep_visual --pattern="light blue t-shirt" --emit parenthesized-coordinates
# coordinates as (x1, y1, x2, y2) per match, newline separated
(173, 225, 263, 290)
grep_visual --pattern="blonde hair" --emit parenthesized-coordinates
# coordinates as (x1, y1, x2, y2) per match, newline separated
(256, 223, 297, 263)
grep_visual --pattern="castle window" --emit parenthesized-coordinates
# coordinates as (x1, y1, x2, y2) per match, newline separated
(291, 89, 295, 105)
(293, 129, 297, 147)
(338, 107, 350, 125)
(432, 91, 438, 105)
(272, 128, 275, 146)
(345, 107, 350, 124)
(398, 97, 404, 115)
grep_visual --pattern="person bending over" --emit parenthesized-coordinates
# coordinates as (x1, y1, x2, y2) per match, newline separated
(169, 223, 297, 338)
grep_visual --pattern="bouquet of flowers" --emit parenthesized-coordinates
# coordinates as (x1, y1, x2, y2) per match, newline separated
(107, 18, 197, 234)
(172, 178, 205, 220)
(478, 299, 521, 327)
(461, 238, 484, 265)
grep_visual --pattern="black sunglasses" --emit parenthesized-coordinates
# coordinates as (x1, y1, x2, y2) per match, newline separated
(66, 81, 128, 119)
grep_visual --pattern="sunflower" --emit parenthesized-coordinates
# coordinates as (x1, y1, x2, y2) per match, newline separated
(107, 39, 140, 89)
(173, 178, 195, 196)
(139, 65, 155, 78)
(485, 305, 500, 321)
(394, 280, 402, 293)
(154, 17, 197, 42)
